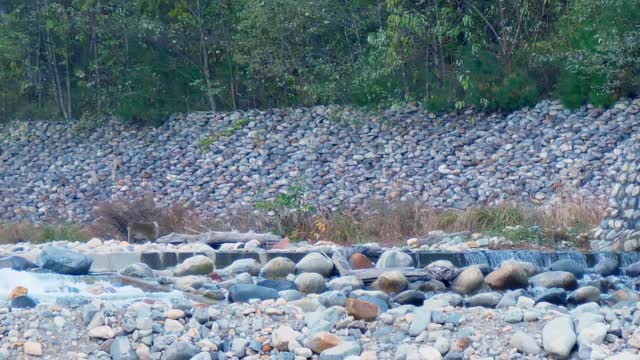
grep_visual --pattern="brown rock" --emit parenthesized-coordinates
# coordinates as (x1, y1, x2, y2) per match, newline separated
(349, 253, 374, 269)
(451, 266, 484, 295)
(9, 286, 28, 301)
(303, 331, 344, 353)
(372, 270, 408, 294)
(485, 263, 528, 290)
(451, 337, 471, 352)
(272, 237, 290, 250)
(346, 298, 380, 321)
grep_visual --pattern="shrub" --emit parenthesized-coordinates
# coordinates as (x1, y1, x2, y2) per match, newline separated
(89, 196, 198, 240)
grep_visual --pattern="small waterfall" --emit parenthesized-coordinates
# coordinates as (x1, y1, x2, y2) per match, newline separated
(460, 250, 588, 268)
(619, 252, 640, 267)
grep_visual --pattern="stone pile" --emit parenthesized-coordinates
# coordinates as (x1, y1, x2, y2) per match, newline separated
(2, 98, 640, 221)
(3, 242, 640, 359)
(592, 135, 640, 251)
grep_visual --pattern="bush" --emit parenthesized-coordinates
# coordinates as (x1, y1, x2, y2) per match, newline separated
(89, 196, 198, 240)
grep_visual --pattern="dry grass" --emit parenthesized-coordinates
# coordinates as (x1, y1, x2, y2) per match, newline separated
(276, 195, 607, 246)
(0, 222, 89, 244)
(0, 194, 607, 247)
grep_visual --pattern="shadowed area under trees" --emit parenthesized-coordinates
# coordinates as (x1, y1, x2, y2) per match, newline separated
(0, 0, 639, 124)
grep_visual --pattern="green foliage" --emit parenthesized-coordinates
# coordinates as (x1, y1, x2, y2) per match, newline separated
(198, 118, 250, 151)
(492, 225, 547, 245)
(0, 0, 638, 123)
(551, 0, 640, 108)
(255, 180, 316, 238)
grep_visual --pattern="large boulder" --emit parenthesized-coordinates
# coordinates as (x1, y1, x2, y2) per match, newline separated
(39, 247, 93, 275)
(593, 257, 618, 276)
(567, 286, 601, 305)
(226, 258, 261, 276)
(392, 290, 425, 306)
(349, 253, 374, 269)
(304, 332, 344, 353)
(542, 317, 576, 359)
(228, 284, 279, 303)
(530, 271, 577, 290)
(451, 266, 484, 294)
(534, 288, 567, 305)
(624, 261, 640, 277)
(261, 257, 296, 279)
(327, 276, 364, 291)
(0, 256, 37, 271)
(346, 298, 380, 321)
(485, 263, 528, 290)
(501, 260, 541, 277)
(376, 250, 414, 269)
(174, 255, 213, 276)
(372, 270, 408, 294)
(295, 273, 327, 294)
(120, 263, 154, 278)
(550, 259, 584, 278)
(10, 295, 38, 309)
(295, 253, 334, 277)
(425, 260, 456, 283)
(468, 292, 502, 308)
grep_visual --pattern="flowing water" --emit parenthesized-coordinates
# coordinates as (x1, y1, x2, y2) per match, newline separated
(0, 268, 188, 305)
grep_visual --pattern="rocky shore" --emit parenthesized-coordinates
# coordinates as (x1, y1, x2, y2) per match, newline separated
(2, 98, 640, 221)
(2, 237, 640, 359)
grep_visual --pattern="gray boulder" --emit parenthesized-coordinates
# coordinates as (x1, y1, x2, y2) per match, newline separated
(451, 266, 484, 294)
(295, 253, 334, 277)
(593, 257, 618, 276)
(319, 342, 361, 360)
(550, 259, 584, 278)
(39, 247, 93, 275)
(228, 284, 279, 303)
(468, 292, 502, 308)
(624, 261, 640, 277)
(261, 257, 296, 279)
(530, 271, 577, 290)
(567, 286, 601, 305)
(110, 336, 137, 360)
(376, 250, 414, 269)
(425, 260, 456, 283)
(542, 317, 576, 359)
(226, 258, 261, 276)
(120, 263, 154, 278)
(174, 255, 213, 276)
(162, 341, 200, 360)
(295, 273, 327, 294)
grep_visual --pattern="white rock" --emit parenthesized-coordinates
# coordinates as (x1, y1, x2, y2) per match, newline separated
(542, 317, 576, 359)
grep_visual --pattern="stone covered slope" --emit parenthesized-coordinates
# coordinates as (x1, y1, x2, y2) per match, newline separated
(1, 98, 640, 221)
